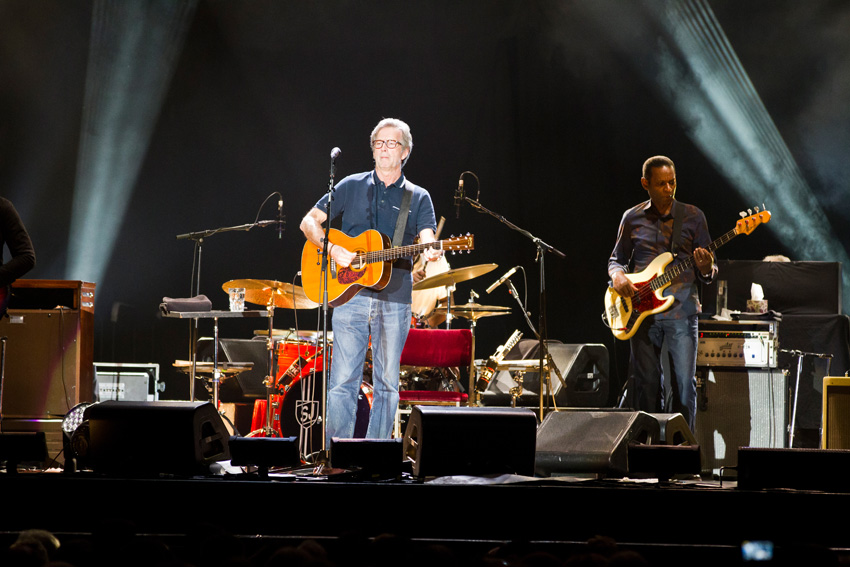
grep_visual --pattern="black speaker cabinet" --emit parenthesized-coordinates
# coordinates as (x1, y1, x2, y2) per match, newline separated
(535, 410, 661, 477)
(480, 341, 609, 407)
(822, 377, 850, 449)
(737, 447, 850, 491)
(695, 367, 787, 475)
(83, 401, 230, 476)
(402, 406, 537, 478)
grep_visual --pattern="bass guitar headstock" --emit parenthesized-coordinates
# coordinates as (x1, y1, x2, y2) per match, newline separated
(735, 205, 771, 236)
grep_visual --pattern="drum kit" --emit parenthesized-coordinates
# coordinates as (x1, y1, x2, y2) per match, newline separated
(183, 260, 512, 446)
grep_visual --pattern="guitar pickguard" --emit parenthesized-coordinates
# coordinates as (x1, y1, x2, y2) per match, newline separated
(338, 266, 367, 285)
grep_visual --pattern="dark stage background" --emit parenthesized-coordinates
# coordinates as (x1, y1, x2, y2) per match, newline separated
(1, 0, 847, 402)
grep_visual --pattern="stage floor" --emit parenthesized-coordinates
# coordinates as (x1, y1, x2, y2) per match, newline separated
(3, 466, 849, 566)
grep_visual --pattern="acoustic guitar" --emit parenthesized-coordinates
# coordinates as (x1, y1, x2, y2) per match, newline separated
(301, 228, 474, 307)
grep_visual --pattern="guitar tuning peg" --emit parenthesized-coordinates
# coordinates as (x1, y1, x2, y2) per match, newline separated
(755, 206, 760, 213)
(747, 208, 753, 216)
(739, 211, 747, 218)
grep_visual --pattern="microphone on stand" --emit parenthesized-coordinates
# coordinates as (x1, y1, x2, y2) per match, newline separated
(486, 266, 518, 294)
(277, 197, 285, 239)
(455, 178, 464, 219)
(330, 147, 342, 161)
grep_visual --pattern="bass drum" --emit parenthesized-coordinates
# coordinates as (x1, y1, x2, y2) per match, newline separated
(249, 374, 372, 455)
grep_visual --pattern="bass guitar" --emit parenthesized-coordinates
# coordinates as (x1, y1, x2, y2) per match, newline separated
(301, 228, 474, 307)
(603, 207, 771, 340)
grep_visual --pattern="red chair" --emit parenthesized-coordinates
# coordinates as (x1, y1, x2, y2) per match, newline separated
(395, 328, 473, 436)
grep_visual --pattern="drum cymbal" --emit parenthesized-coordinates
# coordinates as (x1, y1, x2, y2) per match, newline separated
(412, 263, 498, 291)
(432, 302, 511, 321)
(222, 279, 319, 309)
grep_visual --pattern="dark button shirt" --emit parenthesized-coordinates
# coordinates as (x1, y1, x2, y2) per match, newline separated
(314, 170, 437, 303)
(608, 199, 713, 319)
(0, 198, 36, 289)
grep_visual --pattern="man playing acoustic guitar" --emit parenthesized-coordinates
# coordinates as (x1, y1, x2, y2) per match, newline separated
(608, 156, 716, 431)
(300, 118, 440, 439)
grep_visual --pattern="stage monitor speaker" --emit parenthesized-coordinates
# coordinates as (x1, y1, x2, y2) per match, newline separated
(197, 338, 269, 401)
(480, 341, 609, 407)
(695, 368, 787, 476)
(648, 413, 697, 446)
(229, 436, 300, 475)
(535, 410, 660, 477)
(822, 376, 850, 449)
(737, 447, 850, 491)
(84, 401, 230, 476)
(330, 438, 403, 480)
(402, 406, 537, 478)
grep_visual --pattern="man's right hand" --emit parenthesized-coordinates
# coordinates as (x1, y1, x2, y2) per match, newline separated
(611, 271, 638, 297)
(330, 244, 356, 268)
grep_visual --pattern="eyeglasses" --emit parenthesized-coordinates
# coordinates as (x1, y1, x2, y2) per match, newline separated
(372, 139, 402, 149)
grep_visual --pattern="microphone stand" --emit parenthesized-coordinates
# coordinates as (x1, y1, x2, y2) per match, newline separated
(461, 193, 566, 420)
(315, 152, 338, 469)
(176, 219, 282, 402)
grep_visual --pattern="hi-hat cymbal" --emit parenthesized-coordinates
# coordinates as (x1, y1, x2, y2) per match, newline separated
(412, 263, 498, 291)
(222, 279, 319, 309)
(432, 302, 511, 321)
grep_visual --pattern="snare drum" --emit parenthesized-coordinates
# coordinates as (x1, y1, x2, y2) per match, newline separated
(275, 339, 328, 390)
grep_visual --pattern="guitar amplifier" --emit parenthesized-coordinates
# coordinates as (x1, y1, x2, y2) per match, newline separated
(697, 320, 778, 368)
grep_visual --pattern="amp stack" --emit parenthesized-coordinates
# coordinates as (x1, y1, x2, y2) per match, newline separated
(695, 319, 785, 476)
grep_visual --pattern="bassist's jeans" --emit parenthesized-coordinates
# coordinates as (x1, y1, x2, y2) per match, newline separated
(327, 293, 411, 439)
(629, 314, 699, 431)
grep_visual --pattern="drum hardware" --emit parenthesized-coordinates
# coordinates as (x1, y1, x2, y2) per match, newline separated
(412, 263, 497, 329)
(492, 359, 549, 408)
(477, 329, 523, 391)
(411, 263, 498, 291)
(254, 328, 333, 344)
(226, 278, 322, 439)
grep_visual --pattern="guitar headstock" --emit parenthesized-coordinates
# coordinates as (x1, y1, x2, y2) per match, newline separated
(735, 205, 771, 236)
(443, 233, 474, 252)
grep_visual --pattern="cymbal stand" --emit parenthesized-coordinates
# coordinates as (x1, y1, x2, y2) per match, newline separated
(459, 185, 566, 420)
(259, 302, 280, 437)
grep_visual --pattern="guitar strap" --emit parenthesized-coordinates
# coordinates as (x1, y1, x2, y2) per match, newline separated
(670, 200, 685, 257)
(392, 185, 413, 247)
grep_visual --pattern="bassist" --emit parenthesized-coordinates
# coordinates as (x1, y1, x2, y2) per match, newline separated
(607, 156, 716, 431)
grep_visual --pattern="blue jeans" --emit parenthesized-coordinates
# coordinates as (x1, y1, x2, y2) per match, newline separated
(629, 314, 698, 431)
(328, 293, 411, 439)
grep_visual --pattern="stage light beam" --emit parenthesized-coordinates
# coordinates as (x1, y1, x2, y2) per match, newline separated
(66, 0, 197, 291)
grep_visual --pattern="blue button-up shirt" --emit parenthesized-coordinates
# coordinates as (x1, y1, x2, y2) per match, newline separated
(314, 170, 437, 304)
(608, 199, 715, 319)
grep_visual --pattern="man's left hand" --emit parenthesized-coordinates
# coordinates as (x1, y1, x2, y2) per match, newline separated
(694, 247, 714, 274)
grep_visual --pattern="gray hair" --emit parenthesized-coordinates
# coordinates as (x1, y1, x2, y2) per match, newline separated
(370, 117, 413, 165)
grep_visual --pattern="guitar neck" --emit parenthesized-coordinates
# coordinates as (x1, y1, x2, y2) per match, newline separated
(359, 240, 444, 264)
(651, 227, 738, 289)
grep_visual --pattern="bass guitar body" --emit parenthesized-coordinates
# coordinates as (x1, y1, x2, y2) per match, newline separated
(604, 252, 675, 341)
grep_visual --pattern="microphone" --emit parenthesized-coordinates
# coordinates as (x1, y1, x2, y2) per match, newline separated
(455, 178, 464, 219)
(486, 266, 517, 294)
(330, 147, 342, 160)
(277, 197, 285, 239)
